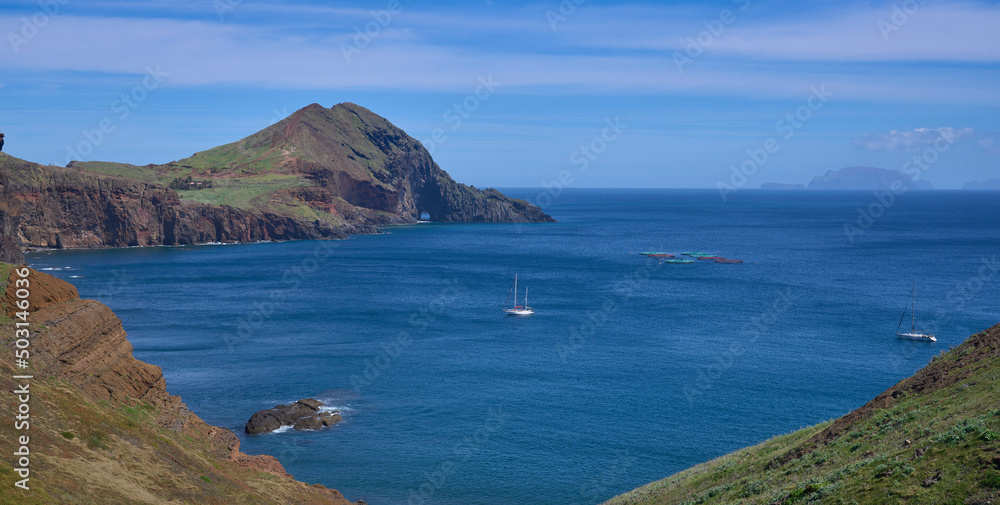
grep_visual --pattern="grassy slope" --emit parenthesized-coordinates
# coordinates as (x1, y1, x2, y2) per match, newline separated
(0, 154, 52, 187)
(70, 161, 315, 212)
(161, 103, 399, 184)
(19, 155, 338, 230)
(66, 161, 161, 183)
(606, 326, 1000, 505)
(0, 373, 316, 505)
(174, 175, 311, 209)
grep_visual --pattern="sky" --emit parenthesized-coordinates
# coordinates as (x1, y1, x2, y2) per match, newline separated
(1, 0, 999, 189)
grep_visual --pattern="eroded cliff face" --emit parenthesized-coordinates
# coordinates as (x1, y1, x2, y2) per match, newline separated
(0, 160, 24, 262)
(0, 269, 354, 504)
(4, 157, 351, 249)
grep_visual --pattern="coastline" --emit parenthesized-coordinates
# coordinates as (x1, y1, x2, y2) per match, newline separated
(0, 264, 359, 503)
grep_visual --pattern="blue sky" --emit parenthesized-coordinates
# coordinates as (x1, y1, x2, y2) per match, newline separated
(1, 0, 999, 188)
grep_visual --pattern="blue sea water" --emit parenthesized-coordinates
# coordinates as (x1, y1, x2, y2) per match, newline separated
(30, 189, 999, 505)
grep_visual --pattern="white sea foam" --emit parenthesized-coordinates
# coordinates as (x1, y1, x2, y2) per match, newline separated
(271, 425, 294, 434)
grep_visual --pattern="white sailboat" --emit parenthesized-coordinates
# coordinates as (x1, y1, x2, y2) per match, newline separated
(503, 275, 534, 316)
(896, 282, 935, 342)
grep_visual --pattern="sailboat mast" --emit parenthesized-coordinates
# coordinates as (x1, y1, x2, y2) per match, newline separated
(513, 275, 518, 307)
(525, 287, 528, 307)
(911, 282, 916, 331)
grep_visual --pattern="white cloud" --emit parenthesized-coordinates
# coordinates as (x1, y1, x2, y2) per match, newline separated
(545, 3, 1000, 62)
(978, 137, 1000, 154)
(0, 1, 999, 102)
(853, 127, 977, 152)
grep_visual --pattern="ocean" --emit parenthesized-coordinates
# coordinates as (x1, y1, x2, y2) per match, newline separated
(29, 189, 1000, 505)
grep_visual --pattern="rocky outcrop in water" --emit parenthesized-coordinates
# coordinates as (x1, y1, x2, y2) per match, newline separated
(245, 399, 343, 434)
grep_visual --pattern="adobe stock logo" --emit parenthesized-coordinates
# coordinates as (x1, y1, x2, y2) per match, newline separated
(546, 0, 586, 31)
(421, 75, 501, 155)
(717, 84, 833, 202)
(7, 0, 70, 53)
(340, 0, 412, 63)
(877, 0, 929, 40)
(672, 0, 750, 73)
(529, 117, 626, 210)
(843, 129, 958, 244)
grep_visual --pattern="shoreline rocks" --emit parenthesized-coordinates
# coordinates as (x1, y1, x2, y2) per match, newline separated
(245, 398, 343, 434)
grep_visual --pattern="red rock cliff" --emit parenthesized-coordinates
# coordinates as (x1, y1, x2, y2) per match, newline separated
(0, 160, 23, 262)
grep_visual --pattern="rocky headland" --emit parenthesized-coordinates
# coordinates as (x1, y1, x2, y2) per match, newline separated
(1, 102, 553, 251)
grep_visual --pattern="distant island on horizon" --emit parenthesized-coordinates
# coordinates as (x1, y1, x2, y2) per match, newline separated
(760, 182, 806, 190)
(963, 178, 1000, 190)
(763, 166, 934, 191)
(762, 166, 1000, 191)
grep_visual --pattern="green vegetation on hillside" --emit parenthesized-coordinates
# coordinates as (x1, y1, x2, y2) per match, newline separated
(606, 325, 1000, 505)
(156, 103, 398, 187)
(69, 161, 161, 182)
(168, 176, 214, 190)
(0, 263, 12, 323)
(66, 158, 322, 220)
(0, 153, 51, 187)
(174, 175, 310, 210)
(170, 139, 288, 176)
